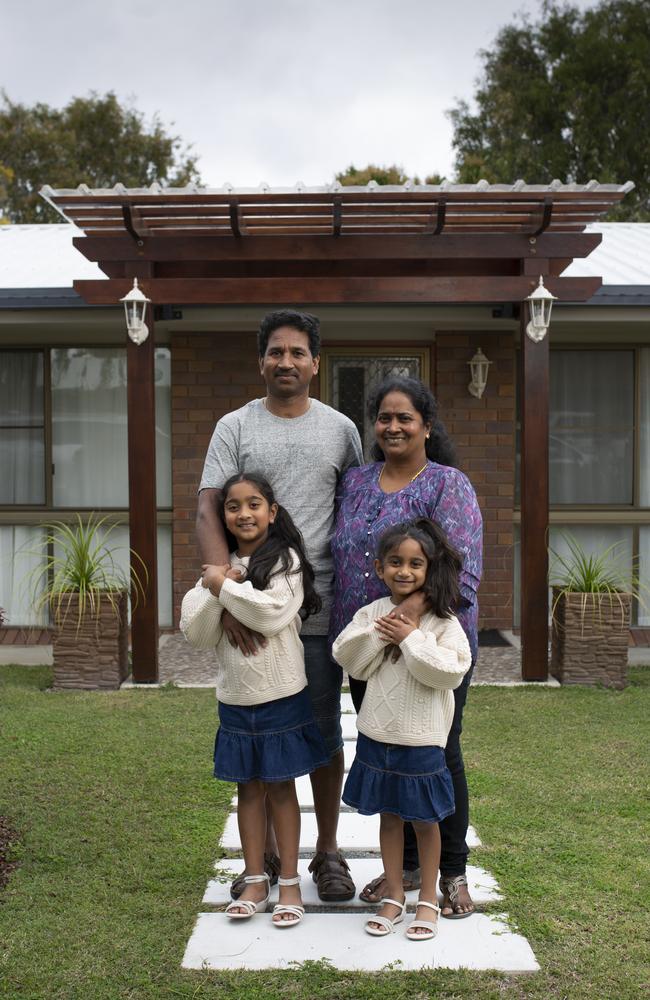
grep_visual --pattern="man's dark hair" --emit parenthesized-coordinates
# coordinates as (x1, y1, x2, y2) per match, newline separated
(257, 310, 321, 358)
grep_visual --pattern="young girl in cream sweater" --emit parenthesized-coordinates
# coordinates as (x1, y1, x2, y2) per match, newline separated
(332, 517, 471, 942)
(181, 472, 327, 929)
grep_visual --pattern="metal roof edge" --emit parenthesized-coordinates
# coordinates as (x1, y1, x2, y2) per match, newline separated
(586, 285, 650, 306)
(0, 288, 89, 309)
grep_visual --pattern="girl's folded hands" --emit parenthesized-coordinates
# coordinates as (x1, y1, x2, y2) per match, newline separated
(374, 612, 418, 644)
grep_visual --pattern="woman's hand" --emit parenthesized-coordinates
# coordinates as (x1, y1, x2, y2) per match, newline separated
(375, 611, 418, 645)
(386, 592, 426, 659)
(201, 563, 230, 596)
(387, 591, 426, 625)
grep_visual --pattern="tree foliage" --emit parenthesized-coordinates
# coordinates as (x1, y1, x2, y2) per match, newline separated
(0, 91, 201, 223)
(335, 164, 445, 186)
(448, 0, 650, 219)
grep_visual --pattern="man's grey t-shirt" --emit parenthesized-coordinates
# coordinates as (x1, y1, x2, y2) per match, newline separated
(199, 398, 363, 635)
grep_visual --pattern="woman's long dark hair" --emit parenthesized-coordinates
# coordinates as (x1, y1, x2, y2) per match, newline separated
(377, 517, 462, 620)
(218, 472, 321, 620)
(367, 376, 457, 468)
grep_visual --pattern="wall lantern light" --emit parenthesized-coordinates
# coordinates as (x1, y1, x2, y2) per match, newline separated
(525, 276, 557, 343)
(120, 279, 151, 345)
(467, 347, 492, 399)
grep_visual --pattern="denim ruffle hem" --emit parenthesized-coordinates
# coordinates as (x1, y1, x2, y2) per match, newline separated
(214, 687, 329, 783)
(342, 732, 456, 823)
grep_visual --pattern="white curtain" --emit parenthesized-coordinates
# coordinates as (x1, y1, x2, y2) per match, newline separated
(639, 529, 650, 627)
(0, 527, 47, 626)
(66, 523, 173, 627)
(51, 348, 171, 508)
(640, 349, 650, 506)
(549, 351, 634, 504)
(0, 352, 45, 504)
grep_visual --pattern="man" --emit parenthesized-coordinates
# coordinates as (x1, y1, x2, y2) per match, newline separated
(196, 309, 363, 902)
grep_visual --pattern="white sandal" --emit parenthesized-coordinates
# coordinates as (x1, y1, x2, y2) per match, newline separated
(272, 874, 305, 928)
(364, 897, 406, 937)
(225, 873, 270, 919)
(406, 900, 441, 941)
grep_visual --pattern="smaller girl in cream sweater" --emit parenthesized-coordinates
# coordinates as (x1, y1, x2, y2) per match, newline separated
(332, 517, 471, 943)
(181, 472, 328, 929)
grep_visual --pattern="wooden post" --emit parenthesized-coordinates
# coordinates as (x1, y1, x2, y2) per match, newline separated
(520, 266, 550, 681)
(126, 306, 159, 683)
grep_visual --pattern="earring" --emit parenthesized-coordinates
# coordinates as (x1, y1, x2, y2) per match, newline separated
(426, 432, 430, 439)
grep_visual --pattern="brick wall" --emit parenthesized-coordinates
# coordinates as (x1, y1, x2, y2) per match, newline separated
(171, 332, 262, 624)
(435, 332, 516, 630)
(171, 329, 517, 631)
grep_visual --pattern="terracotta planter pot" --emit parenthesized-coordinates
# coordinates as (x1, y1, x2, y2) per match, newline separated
(550, 587, 631, 689)
(51, 592, 129, 690)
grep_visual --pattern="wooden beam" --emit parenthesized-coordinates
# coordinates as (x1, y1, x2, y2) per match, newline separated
(519, 309, 549, 681)
(126, 310, 159, 683)
(73, 274, 601, 306)
(72, 232, 603, 264)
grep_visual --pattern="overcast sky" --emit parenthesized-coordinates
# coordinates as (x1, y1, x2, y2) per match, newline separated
(3, 0, 600, 187)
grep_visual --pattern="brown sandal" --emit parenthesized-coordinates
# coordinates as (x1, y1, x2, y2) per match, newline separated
(439, 874, 476, 919)
(308, 850, 356, 902)
(359, 868, 422, 903)
(230, 852, 280, 900)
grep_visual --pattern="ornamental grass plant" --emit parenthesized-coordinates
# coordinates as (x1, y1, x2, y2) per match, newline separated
(549, 534, 645, 627)
(26, 513, 147, 631)
(549, 534, 647, 688)
(24, 514, 148, 689)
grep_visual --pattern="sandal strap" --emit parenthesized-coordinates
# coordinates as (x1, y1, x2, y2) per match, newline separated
(243, 873, 270, 885)
(225, 898, 258, 915)
(417, 901, 441, 914)
(407, 920, 438, 934)
(366, 914, 396, 933)
(382, 897, 406, 911)
(278, 875, 301, 886)
(440, 874, 467, 902)
(273, 904, 305, 917)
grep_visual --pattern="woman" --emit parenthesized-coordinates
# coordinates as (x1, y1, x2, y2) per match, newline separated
(330, 376, 482, 918)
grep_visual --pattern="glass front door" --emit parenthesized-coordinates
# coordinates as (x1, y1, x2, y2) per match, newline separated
(321, 348, 430, 458)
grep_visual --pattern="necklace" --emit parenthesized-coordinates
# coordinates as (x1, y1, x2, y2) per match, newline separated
(379, 462, 428, 487)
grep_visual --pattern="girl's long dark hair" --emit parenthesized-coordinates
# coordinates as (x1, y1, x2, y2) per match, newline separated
(218, 472, 321, 620)
(377, 517, 462, 620)
(367, 376, 458, 468)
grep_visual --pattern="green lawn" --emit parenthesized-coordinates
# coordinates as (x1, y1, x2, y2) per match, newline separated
(1, 664, 648, 1000)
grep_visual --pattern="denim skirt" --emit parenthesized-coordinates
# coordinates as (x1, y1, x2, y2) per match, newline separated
(342, 732, 456, 823)
(214, 687, 329, 784)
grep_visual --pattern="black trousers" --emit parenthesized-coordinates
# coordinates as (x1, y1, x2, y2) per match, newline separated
(348, 662, 473, 878)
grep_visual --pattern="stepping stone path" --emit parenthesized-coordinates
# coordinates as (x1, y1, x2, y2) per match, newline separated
(182, 693, 539, 973)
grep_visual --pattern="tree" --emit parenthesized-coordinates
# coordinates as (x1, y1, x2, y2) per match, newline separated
(335, 164, 445, 186)
(0, 91, 201, 223)
(0, 164, 12, 223)
(448, 0, 650, 220)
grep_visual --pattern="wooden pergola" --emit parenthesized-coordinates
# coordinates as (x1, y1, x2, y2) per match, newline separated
(41, 180, 632, 683)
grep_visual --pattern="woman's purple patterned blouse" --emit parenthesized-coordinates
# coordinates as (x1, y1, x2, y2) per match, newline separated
(330, 462, 483, 662)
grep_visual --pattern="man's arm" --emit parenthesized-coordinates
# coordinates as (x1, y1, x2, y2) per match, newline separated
(196, 488, 229, 565)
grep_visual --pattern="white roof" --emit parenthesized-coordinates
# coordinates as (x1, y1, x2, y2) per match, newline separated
(0, 220, 649, 290)
(0, 224, 103, 288)
(562, 223, 650, 284)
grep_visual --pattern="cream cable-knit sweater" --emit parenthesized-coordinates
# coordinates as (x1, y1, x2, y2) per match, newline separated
(332, 596, 471, 747)
(180, 552, 307, 706)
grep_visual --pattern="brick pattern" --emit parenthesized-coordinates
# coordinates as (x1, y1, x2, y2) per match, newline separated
(435, 333, 516, 630)
(171, 333, 262, 624)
